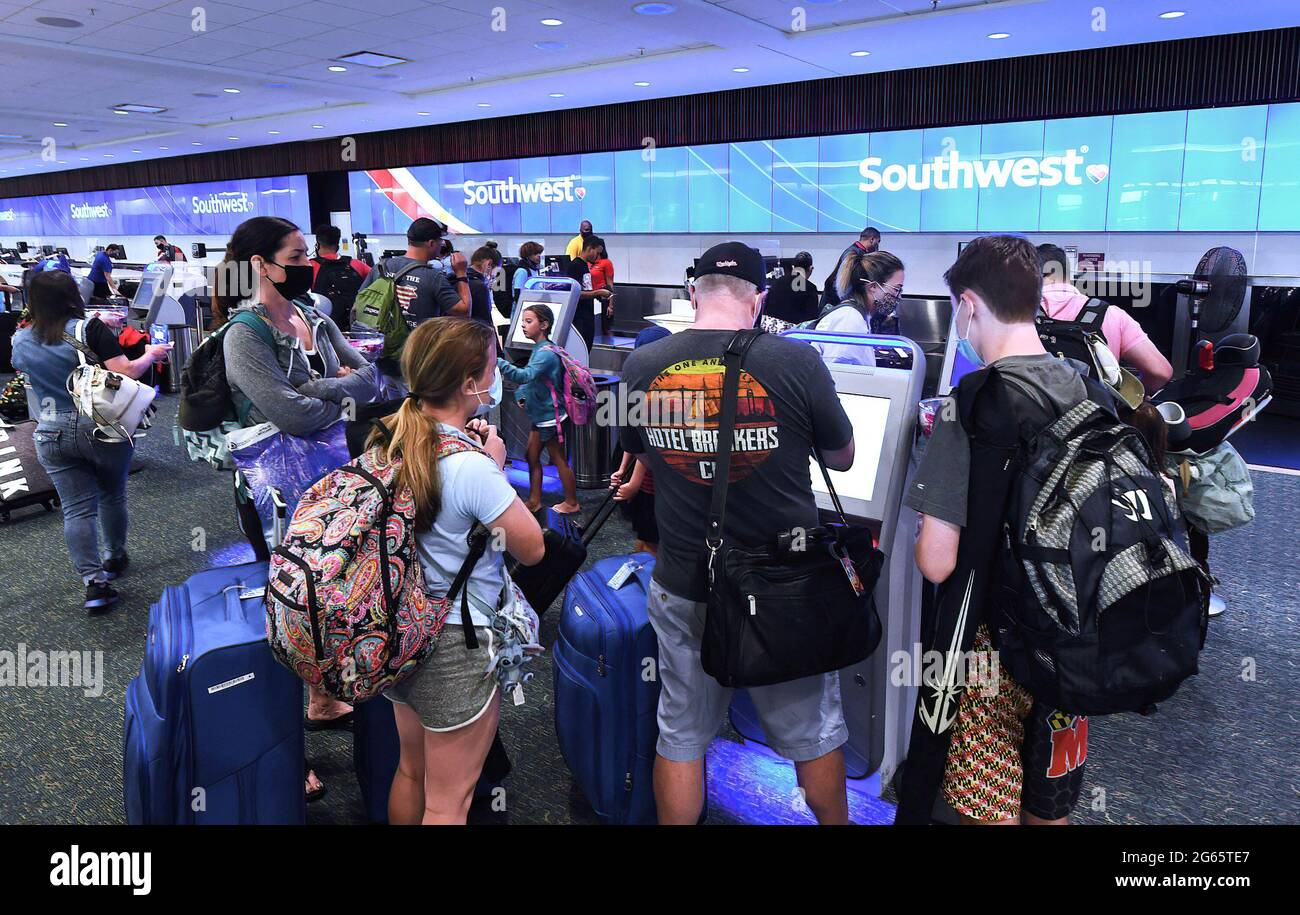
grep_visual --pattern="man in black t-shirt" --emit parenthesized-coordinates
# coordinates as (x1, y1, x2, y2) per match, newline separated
(565, 235, 611, 350)
(357, 217, 469, 327)
(466, 245, 502, 328)
(618, 242, 856, 825)
(819, 227, 879, 312)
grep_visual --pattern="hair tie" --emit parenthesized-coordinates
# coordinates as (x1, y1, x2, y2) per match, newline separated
(406, 392, 420, 403)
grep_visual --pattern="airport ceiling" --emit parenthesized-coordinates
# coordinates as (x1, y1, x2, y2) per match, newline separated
(3, 0, 1300, 182)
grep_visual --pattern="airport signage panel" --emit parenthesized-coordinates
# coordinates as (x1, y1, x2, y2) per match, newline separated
(0, 175, 310, 238)
(350, 102, 1300, 234)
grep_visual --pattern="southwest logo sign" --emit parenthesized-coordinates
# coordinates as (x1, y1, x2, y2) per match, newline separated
(192, 191, 255, 216)
(463, 175, 583, 206)
(70, 202, 111, 220)
(859, 148, 1092, 193)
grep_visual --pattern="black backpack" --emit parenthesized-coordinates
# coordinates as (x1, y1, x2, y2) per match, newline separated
(311, 256, 363, 332)
(178, 312, 275, 432)
(1036, 297, 1109, 380)
(991, 387, 1210, 715)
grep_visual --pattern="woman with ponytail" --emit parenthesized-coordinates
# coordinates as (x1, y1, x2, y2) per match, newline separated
(373, 317, 545, 825)
(812, 249, 905, 365)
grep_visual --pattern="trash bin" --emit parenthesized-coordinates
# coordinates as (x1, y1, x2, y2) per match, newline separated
(163, 325, 200, 394)
(570, 372, 620, 489)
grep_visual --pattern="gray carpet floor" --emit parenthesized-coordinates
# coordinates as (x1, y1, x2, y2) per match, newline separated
(1, 394, 1296, 824)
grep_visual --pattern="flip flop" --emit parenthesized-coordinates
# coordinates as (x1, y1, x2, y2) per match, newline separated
(305, 765, 327, 804)
(304, 710, 354, 732)
(550, 503, 583, 515)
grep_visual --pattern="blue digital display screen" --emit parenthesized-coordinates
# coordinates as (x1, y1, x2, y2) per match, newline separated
(347, 101, 1300, 234)
(0, 175, 310, 238)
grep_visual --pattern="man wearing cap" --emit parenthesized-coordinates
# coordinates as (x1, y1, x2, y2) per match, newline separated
(358, 216, 470, 326)
(618, 241, 857, 825)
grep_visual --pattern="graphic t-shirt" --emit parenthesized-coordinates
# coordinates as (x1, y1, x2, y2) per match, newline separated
(358, 255, 462, 327)
(619, 329, 854, 600)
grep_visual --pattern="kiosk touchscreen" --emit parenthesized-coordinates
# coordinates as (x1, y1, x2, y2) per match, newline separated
(504, 275, 586, 365)
(728, 331, 926, 792)
(127, 263, 182, 331)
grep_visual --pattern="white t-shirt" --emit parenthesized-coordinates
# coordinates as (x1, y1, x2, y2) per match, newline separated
(812, 304, 878, 367)
(414, 424, 517, 627)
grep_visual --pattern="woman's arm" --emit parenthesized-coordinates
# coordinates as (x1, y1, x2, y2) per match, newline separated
(103, 348, 167, 381)
(320, 313, 370, 371)
(223, 322, 343, 435)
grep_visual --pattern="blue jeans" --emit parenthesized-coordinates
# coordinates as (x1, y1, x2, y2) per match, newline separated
(32, 412, 133, 584)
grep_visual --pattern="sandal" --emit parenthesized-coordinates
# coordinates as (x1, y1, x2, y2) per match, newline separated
(305, 765, 327, 803)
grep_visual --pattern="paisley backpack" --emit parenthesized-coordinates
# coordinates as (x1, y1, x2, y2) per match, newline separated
(265, 435, 488, 702)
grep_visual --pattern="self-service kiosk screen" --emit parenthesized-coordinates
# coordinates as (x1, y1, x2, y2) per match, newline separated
(512, 299, 548, 347)
(132, 268, 163, 309)
(811, 393, 890, 503)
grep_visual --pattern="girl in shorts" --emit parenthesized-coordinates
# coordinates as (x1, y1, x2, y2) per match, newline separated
(375, 317, 545, 825)
(497, 303, 581, 514)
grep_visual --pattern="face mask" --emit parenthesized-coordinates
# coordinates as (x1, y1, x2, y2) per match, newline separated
(268, 260, 314, 301)
(871, 282, 902, 315)
(954, 297, 985, 368)
(156, 241, 166, 250)
(471, 369, 502, 417)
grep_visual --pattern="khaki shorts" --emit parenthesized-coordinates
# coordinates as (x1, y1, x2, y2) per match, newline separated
(387, 625, 498, 732)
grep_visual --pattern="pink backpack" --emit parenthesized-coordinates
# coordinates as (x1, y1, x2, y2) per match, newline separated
(542, 343, 597, 443)
(265, 436, 486, 702)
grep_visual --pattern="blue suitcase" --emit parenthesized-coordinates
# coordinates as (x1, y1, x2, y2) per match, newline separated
(123, 561, 304, 825)
(553, 553, 659, 825)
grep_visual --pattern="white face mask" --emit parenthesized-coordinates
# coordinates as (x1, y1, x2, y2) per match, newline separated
(470, 369, 502, 417)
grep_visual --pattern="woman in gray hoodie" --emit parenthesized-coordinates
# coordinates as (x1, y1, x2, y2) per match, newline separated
(215, 216, 378, 803)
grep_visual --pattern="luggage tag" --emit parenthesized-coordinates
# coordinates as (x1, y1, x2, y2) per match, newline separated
(832, 543, 867, 598)
(512, 684, 526, 706)
(606, 560, 642, 591)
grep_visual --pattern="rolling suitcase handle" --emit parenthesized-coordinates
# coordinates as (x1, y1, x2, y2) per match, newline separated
(578, 486, 620, 547)
(270, 487, 287, 547)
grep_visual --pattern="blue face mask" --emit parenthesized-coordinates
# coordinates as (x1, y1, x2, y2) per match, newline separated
(955, 298, 986, 368)
(472, 369, 502, 417)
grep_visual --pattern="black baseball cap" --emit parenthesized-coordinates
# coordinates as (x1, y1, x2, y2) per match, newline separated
(407, 216, 448, 244)
(695, 241, 767, 292)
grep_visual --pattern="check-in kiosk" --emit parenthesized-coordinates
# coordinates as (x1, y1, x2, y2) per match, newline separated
(504, 275, 586, 366)
(127, 263, 205, 393)
(729, 330, 927, 793)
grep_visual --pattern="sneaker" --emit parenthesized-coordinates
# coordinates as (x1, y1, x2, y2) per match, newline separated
(1208, 593, 1226, 618)
(85, 581, 120, 614)
(102, 553, 130, 581)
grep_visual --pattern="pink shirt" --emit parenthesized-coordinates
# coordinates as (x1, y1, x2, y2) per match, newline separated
(1041, 283, 1150, 361)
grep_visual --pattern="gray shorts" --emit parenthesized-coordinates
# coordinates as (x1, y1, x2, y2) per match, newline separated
(387, 625, 498, 732)
(646, 583, 847, 763)
(532, 423, 561, 444)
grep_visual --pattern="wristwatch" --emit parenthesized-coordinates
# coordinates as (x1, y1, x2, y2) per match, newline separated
(451, 274, 468, 284)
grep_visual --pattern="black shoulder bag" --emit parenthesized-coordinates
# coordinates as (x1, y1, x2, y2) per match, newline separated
(700, 328, 884, 688)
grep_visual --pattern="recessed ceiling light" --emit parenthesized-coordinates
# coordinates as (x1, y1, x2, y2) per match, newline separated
(534, 40, 567, 50)
(103, 154, 114, 158)
(548, 92, 565, 98)
(227, 136, 239, 140)
(79, 157, 88, 161)
(114, 103, 167, 114)
(417, 111, 431, 116)
(634, 81, 651, 87)
(476, 102, 491, 108)
(52, 121, 68, 127)
(850, 50, 870, 57)
(113, 109, 129, 115)
(987, 32, 1011, 39)
(36, 16, 83, 28)
(632, 2, 676, 13)
(336, 51, 408, 68)
(540, 18, 563, 26)
(223, 87, 241, 94)
(131, 149, 142, 153)
(1159, 10, 1186, 18)
(328, 65, 347, 72)
(311, 124, 325, 129)
(732, 67, 750, 73)
(268, 130, 281, 135)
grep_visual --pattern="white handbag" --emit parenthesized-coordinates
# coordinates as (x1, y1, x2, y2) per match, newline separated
(64, 319, 157, 443)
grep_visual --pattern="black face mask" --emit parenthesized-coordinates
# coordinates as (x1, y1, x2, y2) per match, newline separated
(156, 241, 167, 250)
(268, 261, 314, 301)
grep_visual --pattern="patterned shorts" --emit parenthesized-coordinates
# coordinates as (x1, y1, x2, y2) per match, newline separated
(941, 625, 1089, 822)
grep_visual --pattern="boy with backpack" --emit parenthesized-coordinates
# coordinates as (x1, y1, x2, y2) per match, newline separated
(899, 235, 1206, 825)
